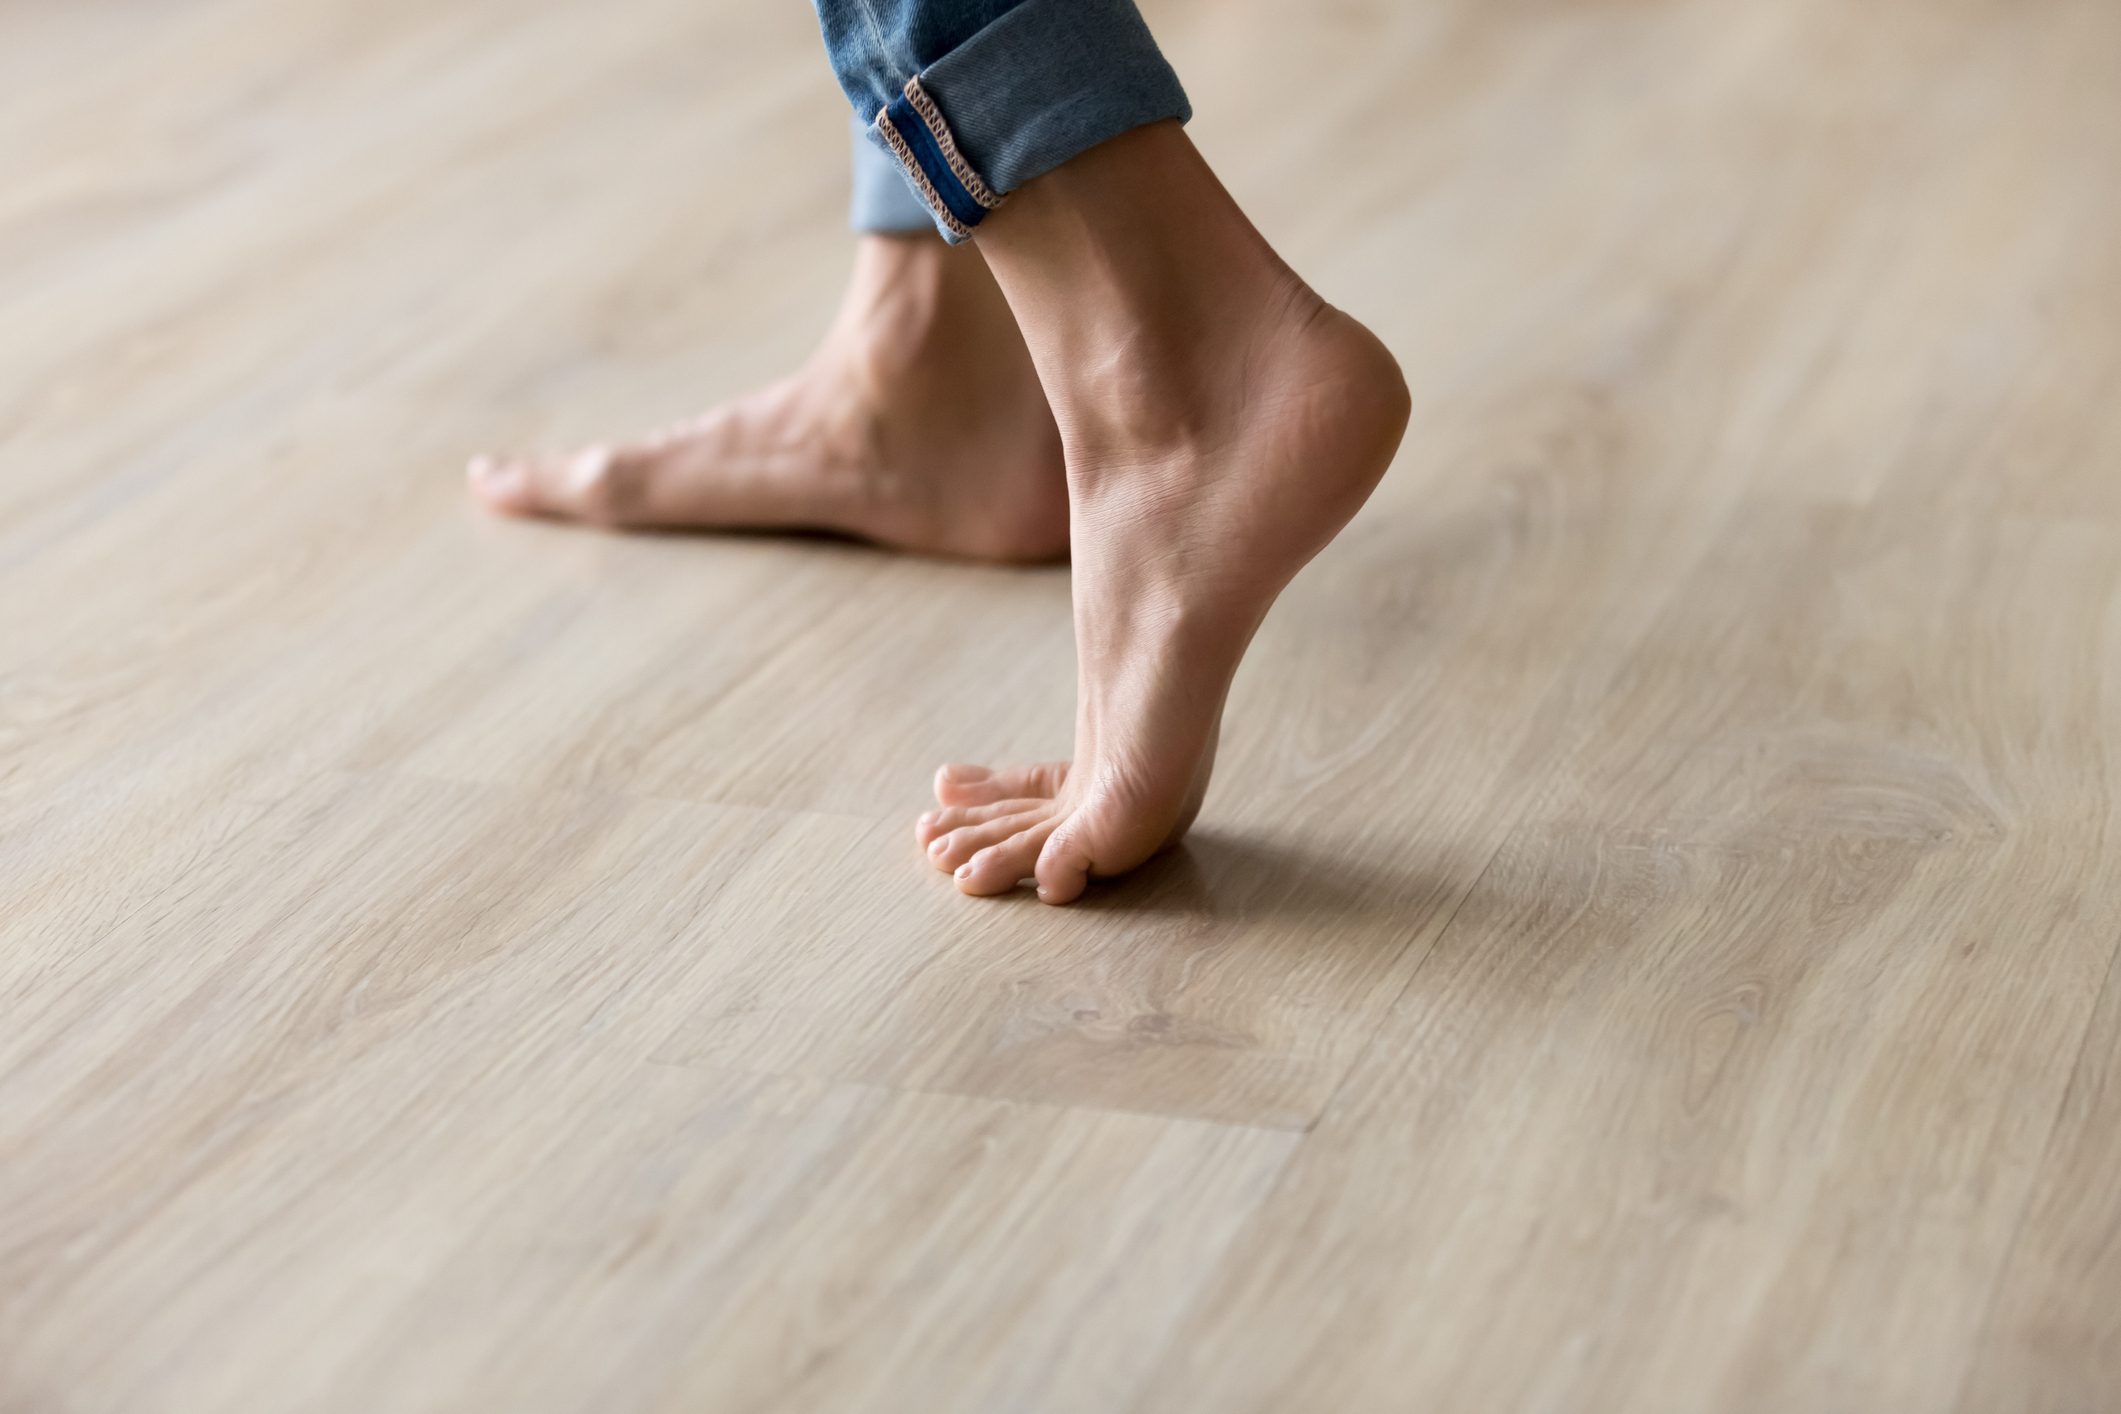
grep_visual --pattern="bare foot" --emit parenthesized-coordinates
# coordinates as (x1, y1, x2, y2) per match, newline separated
(912, 123, 1410, 902)
(467, 235, 1068, 562)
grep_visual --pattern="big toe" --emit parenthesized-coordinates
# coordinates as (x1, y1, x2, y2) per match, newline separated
(466, 454, 535, 515)
(467, 444, 638, 524)
(1031, 791, 1193, 906)
(1034, 823, 1095, 906)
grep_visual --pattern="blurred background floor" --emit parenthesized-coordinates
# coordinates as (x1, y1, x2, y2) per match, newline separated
(5, 0, 2120, 1409)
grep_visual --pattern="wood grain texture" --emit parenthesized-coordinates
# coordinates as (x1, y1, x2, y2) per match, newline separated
(1139, 506, 2121, 1413)
(1958, 942, 2121, 1414)
(3, 0, 2117, 1409)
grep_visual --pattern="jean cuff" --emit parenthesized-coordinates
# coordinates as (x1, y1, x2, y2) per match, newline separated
(850, 115, 938, 234)
(867, 0, 1190, 242)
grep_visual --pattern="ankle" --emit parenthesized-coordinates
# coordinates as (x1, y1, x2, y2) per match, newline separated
(832, 235, 1001, 357)
(974, 123, 1316, 447)
(818, 236, 1032, 416)
(1067, 267, 1328, 458)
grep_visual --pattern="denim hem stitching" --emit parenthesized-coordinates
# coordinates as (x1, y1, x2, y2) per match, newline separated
(902, 76, 1002, 210)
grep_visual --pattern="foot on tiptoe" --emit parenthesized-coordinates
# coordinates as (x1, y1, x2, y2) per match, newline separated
(912, 123, 1411, 902)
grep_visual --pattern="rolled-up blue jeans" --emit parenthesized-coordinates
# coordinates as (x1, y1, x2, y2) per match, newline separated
(819, 0, 1191, 242)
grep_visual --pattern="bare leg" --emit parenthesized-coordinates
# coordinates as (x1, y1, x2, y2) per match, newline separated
(913, 122, 1410, 901)
(468, 235, 1068, 562)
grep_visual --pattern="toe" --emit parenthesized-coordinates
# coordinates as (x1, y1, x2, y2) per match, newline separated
(928, 810, 1042, 872)
(466, 454, 535, 515)
(470, 444, 649, 525)
(914, 805, 953, 846)
(932, 763, 996, 806)
(955, 817, 1060, 896)
(546, 445, 636, 524)
(914, 798, 1044, 847)
(1034, 824, 1095, 906)
(933, 760, 1070, 807)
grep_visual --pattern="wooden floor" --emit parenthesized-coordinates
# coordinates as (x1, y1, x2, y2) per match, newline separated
(6, 0, 2120, 1408)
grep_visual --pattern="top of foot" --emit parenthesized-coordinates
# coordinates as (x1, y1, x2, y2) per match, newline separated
(468, 235, 1069, 563)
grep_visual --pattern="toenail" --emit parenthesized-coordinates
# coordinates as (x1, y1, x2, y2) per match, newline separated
(470, 458, 524, 496)
(929, 836, 950, 855)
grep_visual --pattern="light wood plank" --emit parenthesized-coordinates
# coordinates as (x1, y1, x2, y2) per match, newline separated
(3, 772, 1291, 1413)
(325, 1068, 1291, 1414)
(1958, 948, 2121, 1414)
(1140, 504, 2121, 1411)
(3, 0, 2118, 1406)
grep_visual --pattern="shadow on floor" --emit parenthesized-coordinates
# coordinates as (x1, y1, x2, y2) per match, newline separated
(1063, 829, 1463, 927)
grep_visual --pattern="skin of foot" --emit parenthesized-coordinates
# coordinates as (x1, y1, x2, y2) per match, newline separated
(912, 121, 1411, 903)
(467, 234, 1069, 562)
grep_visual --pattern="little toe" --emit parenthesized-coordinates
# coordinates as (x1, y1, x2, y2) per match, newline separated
(933, 760, 1069, 807)
(954, 818, 1060, 897)
(933, 763, 1003, 806)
